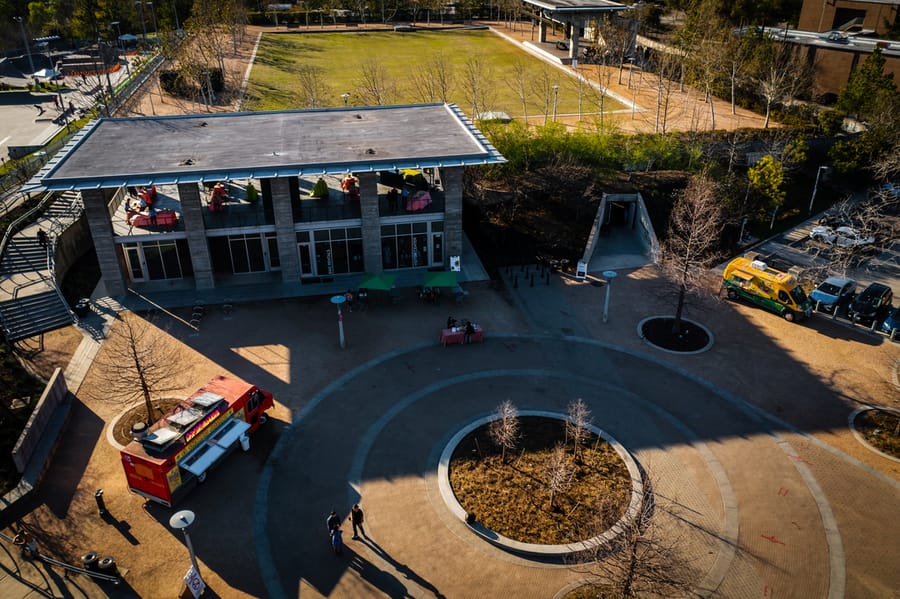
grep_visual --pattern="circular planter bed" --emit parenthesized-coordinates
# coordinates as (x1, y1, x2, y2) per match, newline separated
(109, 397, 183, 447)
(850, 407, 900, 462)
(639, 316, 713, 354)
(446, 414, 635, 547)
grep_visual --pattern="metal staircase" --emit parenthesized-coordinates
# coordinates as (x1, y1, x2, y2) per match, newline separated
(0, 191, 83, 342)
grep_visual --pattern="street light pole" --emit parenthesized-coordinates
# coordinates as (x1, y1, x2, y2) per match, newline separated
(169, 510, 206, 597)
(330, 295, 347, 349)
(552, 85, 560, 122)
(808, 165, 826, 215)
(602, 270, 617, 323)
(15, 17, 35, 76)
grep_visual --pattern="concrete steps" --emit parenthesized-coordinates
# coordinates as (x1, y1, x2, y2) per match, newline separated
(0, 290, 74, 341)
(0, 237, 46, 275)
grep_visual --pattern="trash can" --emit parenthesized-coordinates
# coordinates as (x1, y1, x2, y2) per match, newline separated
(82, 551, 99, 571)
(74, 298, 91, 317)
(98, 556, 118, 576)
(239, 434, 250, 452)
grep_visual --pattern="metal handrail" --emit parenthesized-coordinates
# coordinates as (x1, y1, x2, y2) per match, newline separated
(0, 531, 122, 586)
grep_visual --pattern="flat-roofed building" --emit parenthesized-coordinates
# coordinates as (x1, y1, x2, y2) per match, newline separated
(32, 104, 505, 296)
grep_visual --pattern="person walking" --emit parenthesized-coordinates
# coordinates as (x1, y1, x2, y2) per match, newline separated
(36, 229, 48, 248)
(350, 504, 366, 539)
(464, 320, 475, 344)
(330, 527, 344, 556)
(326, 510, 340, 533)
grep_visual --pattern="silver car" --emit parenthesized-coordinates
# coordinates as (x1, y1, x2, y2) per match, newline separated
(809, 276, 857, 313)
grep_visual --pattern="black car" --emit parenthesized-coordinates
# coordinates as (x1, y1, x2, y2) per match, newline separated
(847, 283, 893, 325)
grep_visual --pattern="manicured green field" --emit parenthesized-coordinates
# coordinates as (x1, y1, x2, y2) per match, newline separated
(245, 30, 625, 119)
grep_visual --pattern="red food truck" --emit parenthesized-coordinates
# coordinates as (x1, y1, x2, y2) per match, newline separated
(120, 376, 274, 507)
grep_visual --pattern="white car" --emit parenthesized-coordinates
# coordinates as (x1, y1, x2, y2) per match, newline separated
(809, 225, 874, 248)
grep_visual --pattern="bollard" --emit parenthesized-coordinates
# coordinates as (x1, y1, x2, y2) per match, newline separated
(870, 320, 877, 332)
(95, 489, 106, 516)
(891, 329, 896, 342)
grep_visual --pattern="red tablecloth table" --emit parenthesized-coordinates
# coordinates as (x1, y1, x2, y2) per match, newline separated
(440, 326, 483, 346)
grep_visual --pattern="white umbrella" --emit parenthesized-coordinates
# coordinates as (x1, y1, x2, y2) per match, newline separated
(32, 68, 62, 79)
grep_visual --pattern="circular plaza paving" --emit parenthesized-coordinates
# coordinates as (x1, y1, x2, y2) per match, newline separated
(255, 336, 841, 599)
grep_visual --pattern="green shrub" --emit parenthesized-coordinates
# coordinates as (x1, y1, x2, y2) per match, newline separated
(159, 69, 192, 97)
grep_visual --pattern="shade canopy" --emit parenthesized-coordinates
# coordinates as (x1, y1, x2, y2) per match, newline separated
(423, 271, 458, 288)
(119, 33, 139, 41)
(358, 272, 398, 291)
(32, 68, 61, 79)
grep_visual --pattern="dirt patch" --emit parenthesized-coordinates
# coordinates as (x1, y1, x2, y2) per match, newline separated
(449, 416, 631, 544)
(16, 325, 84, 380)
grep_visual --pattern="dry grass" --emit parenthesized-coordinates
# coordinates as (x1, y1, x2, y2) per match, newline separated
(854, 409, 900, 458)
(449, 416, 630, 544)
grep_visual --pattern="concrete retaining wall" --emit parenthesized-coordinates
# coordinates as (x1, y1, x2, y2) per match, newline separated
(12, 368, 68, 474)
(53, 215, 92, 281)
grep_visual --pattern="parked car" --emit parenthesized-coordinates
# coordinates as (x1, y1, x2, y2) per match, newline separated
(809, 225, 875, 248)
(881, 307, 900, 336)
(847, 283, 893, 324)
(810, 276, 857, 313)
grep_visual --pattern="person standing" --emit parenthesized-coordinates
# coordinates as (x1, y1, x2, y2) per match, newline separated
(465, 320, 475, 344)
(350, 504, 365, 539)
(36, 229, 48, 248)
(330, 527, 344, 556)
(326, 510, 340, 533)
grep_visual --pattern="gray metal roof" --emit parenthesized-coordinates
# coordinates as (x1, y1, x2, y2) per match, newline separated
(523, 0, 629, 13)
(33, 103, 506, 191)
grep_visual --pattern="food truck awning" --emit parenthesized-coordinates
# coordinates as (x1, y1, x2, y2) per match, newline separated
(179, 418, 250, 477)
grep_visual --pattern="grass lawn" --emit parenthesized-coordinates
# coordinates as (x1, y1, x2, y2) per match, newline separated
(245, 30, 625, 119)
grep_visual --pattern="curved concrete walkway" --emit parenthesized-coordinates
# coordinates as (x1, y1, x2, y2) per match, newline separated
(255, 335, 852, 599)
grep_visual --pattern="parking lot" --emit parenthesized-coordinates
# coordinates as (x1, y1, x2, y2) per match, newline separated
(740, 194, 899, 337)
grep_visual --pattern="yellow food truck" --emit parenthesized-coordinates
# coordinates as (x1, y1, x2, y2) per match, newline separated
(722, 257, 812, 322)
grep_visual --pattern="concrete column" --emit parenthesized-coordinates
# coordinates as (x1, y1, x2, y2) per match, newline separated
(569, 20, 581, 61)
(176, 183, 214, 290)
(81, 188, 126, 296)
(270, 177, 301, 282)
(358, 172, 382, 274)
(442, 167, 463, 266)
(539, 19, 547, 43)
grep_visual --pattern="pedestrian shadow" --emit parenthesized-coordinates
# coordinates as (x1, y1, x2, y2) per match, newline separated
(100, 511, 140, 546)
(357, 537, 446, 599)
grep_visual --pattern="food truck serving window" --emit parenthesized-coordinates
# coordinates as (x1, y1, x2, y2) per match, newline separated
(179, 418, 251, 478)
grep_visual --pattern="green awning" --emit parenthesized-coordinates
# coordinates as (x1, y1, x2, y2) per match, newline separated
(357, 273, 397, 291)
(423, 271, 458, 288)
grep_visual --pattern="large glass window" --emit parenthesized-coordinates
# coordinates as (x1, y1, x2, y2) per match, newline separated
(303, 227, 365, 277)
(228, 233, 266, 273)
(381, 221, 443, 270)
(122, 241, 182, 281)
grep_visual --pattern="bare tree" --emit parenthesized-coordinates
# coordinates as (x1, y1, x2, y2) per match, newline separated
(566, 399, 592, 460)
(651, 48, 682, 134)
(488, 399, 520, 463)
(461, 54, 495, 118)
(297, 65, 330, 108)
(567, 484, 697, 598)
(660, 174, 725, 334)
(355, 57, 392, 105)
(545, 444, 575, 511)
(504, 60, 531, 124)
(410, 52, 453, 103)
(752, 42, 811, 129)
(90, 313, 191, 426)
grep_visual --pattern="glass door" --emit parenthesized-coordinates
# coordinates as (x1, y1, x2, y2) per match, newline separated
(123, 245, 145, 281)
(298, 242, 314, 277)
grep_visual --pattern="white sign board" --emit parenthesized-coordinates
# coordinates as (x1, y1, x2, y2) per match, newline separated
(184, 566, 206, 598)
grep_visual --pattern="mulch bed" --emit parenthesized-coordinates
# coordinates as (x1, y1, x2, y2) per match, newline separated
(449, 416, 631, 544)
(854, 409, 900, 459)
(112, 396, 184, 446)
